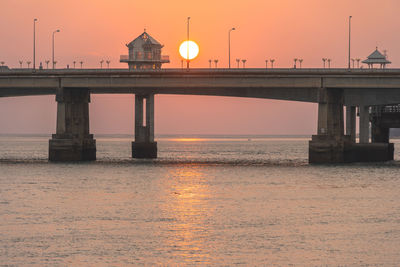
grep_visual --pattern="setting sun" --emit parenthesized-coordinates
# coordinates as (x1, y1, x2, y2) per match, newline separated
(179, 40, 199, 60)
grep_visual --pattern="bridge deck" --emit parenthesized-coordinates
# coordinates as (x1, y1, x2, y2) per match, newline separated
(1, 68, 400, 105)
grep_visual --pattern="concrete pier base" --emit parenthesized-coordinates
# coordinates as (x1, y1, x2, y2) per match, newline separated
(49, 135, 96, 161)
(49, 88, 96, 161)
(309, 135, 393, 163)
(132, 142, 157, 159)
(309, 135, 352, 163)
(132, 94, 157, 158)
(348, 143, 394, 162)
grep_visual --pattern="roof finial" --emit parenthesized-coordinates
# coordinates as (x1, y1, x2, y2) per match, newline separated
(144, 27, 146, 32)
(376, 46, 378, 50)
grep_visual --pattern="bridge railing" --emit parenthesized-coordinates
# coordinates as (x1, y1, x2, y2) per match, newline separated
(371, 105, 400, 115)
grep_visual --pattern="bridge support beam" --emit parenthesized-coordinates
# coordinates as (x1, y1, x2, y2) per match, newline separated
(346, 106, 356, 143)
(309, 88, 352, 163)
(359, 105, 370, 143)
(49, 88, 96, 161)
(371, 125, 390, 143)
(310, 91, 393, 163)
(132, 94, 157, 158)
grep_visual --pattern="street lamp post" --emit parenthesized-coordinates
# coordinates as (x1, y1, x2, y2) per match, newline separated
(19, 60, 23, 68)
(208, 59, 212, 68)
(214, 59, 218, 68)
(265, 60, 268, 69)
(186, 17, 190, 69)
(100, 60, 104, 68)
(52, 29, 60, 69)
(242, 59, 246, 68)
(270, 59, 275, 68)
(228, 27, 235, 68)
(322, 58, 327, 68)
(45, 60, 50, 69)
(236, 59, 240, 68)
(348, 16, 352, 69)
(106, 60, 110, 69)
(33, 18, 38, 69)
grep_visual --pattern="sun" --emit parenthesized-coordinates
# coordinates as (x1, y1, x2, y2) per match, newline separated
(179, 40, 199, 60)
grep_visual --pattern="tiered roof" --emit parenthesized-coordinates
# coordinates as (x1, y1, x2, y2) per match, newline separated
(362, 48, 391, 65)
(127, 31, 162, 48)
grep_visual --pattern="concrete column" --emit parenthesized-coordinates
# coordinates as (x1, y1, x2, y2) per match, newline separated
(316, 88, 344, 137)
(49, 88, 96, 161)
(359, 105, 370, 143)
(346, 106, 356, 142)
(132, 94, 157, 158)
(309, 88, 350, 163)
(371, 125, 390, 143)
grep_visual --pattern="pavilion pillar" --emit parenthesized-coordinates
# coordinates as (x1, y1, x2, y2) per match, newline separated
(49, 88, 96, 161)
(346, 106, 356, 143)
(132, 94, 157, 158)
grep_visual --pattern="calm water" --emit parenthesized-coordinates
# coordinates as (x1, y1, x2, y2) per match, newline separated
(1, 135, 400, 266)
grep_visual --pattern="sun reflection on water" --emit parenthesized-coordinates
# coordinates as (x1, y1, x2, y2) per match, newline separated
(159, 165, 213, 264)
(169, 138, 204, 142)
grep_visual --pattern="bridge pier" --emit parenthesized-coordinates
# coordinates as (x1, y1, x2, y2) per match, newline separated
(310, 90, 393, 163)
(309, 88, 353, 163)
(49, 88, 96, 161)
(371, 124, 390, 143)
(346, 106, 356, 142)
(132, 94, 157, 158)
(359, 105, 370, 143)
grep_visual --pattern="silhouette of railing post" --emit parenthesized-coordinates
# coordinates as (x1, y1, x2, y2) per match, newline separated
(132, 94, 157, 158)
(49, 88, 96, 161)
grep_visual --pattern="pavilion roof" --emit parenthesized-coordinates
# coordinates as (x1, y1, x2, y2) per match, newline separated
(127, 31, 162, 47)
(362, 48, 391, 64)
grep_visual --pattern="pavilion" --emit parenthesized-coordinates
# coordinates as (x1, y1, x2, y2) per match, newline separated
(362, 47, 391, 69)
(120, 30, 170, 70)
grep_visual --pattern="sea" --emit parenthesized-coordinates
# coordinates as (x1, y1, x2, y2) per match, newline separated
(1, 134, 400, 266)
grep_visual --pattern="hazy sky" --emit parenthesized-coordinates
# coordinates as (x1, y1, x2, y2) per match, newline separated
(1, 0, 399, 134)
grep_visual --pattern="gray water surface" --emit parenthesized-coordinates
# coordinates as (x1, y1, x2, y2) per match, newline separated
(1, 136, 400, 266)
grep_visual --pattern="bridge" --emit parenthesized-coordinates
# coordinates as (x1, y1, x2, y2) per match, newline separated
(1, 68, 400, 163)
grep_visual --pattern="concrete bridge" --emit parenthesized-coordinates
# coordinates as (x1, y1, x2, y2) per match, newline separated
(1, 68, 400, 163)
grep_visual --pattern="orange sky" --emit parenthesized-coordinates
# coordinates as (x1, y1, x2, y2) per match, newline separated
(0, 0, 399, 134)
